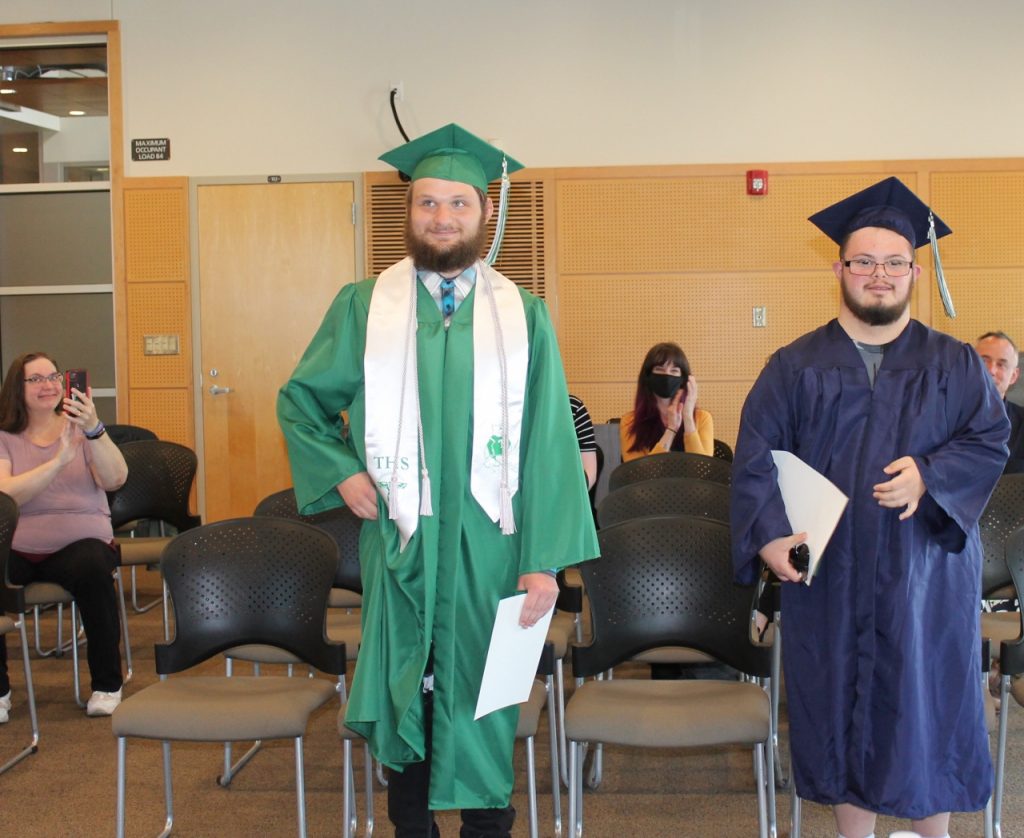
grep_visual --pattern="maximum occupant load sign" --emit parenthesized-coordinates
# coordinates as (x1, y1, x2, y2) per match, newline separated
(131, 138, 170, 161)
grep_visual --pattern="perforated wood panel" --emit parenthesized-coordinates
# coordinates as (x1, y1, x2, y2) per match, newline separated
(128, 388, 193, 446)
(931, 172, 1024, 268)
(125, 282, 190, 388)
(930, 268, 1024, 347)
(124, 188, 188, 282)
(365, 172, 547, 297)
(556, 172, 919, 276)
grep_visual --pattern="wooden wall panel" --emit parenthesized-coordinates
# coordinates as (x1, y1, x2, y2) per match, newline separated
(119, 178, 193, 447)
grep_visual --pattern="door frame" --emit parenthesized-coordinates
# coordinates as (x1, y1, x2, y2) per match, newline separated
(188, 172, 365, 519)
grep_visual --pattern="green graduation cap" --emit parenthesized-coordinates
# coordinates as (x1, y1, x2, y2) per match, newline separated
(379, 123, 524, 193)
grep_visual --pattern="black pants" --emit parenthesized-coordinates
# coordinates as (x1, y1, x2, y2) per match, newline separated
(387, 686, 515, 838)
(0, 538, 122, 694)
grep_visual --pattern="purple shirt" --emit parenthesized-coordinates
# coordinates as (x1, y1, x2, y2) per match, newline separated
(0, 429, 113, 554)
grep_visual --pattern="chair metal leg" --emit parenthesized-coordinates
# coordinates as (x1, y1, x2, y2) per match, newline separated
(985, 793, 995, 838)
(994, 672, 1011, 838)
(159, 740, 174, 838)
(70, 602, 85, 707)
(128, 564, 163, 613)
(33, 602, 80, 657)
(555, 658, 569, 788)
(0, 618, 39, 775)
(114, 569, 134, 684)
(790, 786, 802, 838)
(342, 739, 356, 838)
(526, 736, 539, 838)
(116, 737, 128, 838)
(546, 674, 563, 838)
(568, 740, 583, 838)
(295, 736, 308, 838)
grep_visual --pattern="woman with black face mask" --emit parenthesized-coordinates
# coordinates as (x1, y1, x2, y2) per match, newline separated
(619, 342, 714, 461)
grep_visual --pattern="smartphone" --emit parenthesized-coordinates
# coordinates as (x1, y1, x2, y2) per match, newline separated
(65, 368, 88, 402)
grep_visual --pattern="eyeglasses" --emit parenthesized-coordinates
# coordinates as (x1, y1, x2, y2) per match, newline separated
(24, 372, 64, 386)
(843, 257, 913, 277)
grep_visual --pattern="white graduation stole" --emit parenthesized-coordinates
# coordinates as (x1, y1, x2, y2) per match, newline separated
(364, 257, 527, 549)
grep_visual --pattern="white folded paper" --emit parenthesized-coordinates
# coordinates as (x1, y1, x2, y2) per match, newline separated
(771, 450, 849, 585)
(474, 593, 555, 720)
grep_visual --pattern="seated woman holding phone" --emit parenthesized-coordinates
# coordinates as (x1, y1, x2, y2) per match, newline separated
(619, 341, 714, 461)
(0, 352, 128, 722)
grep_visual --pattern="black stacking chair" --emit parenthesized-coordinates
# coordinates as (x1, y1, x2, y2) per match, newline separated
(214, 489, 364, 790)
(106, 424, 158, 446)
(112, 516, 346, 838)
(980, 475, 1024, 656)
(107, 440, 201, 631)
(607, 451, 732, 492)
(993, 525, 1024, 838)
(597, 476, 730, 530)
(0, 492, 39, 775)
(565, 515, 775, 837)
(713, 438, 734, 462)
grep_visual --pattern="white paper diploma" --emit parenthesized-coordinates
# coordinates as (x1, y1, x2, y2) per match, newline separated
(771, 450, 849, 585)
(474, 593, 555, 720)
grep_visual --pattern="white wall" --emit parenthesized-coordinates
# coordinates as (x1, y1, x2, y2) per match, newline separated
(7, 0, 1024, 177)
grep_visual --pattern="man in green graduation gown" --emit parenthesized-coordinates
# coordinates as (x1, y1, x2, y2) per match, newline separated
(278, 124, 598, 837)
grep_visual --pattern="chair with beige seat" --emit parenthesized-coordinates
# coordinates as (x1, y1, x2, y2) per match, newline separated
(0, 491, 39, 774)
(112, 516, 346, 838)
(565, 514, 775, 837)
(979, 474, 1024, 659)
(107, 439, 201, 641)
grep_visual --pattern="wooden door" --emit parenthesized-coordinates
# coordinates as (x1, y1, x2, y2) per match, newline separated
(197, 181, 355, 521)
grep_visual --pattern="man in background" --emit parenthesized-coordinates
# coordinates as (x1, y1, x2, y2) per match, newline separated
(976, 330, 1024, 473)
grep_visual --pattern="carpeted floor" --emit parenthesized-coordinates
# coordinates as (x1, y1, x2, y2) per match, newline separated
(2, 580, 1021, 837)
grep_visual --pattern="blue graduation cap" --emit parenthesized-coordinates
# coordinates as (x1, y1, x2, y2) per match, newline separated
(809, 177, 956, 317)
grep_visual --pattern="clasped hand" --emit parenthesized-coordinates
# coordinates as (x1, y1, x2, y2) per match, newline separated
(872, 456, 925, 520)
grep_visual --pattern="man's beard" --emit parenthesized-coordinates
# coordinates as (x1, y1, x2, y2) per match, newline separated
(405, 214, 490, 275)
(841, 277, 913, 327)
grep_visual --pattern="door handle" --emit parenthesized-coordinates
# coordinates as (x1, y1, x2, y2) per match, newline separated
(209, 385, 233, 395)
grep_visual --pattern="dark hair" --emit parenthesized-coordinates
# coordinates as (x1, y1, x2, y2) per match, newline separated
(978, 331, 1019, 356)
(0, 352, 60, 434)
(628, 342, 691, 454)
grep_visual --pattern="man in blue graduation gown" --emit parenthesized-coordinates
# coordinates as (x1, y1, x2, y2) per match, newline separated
(731, 178, 1009, 838)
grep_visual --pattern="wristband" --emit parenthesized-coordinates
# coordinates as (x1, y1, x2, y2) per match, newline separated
(84, 421, 106, 440)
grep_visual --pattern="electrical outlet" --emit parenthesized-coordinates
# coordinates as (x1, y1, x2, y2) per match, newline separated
(389, 81, 404, 102)
(753, 306, 767, 328)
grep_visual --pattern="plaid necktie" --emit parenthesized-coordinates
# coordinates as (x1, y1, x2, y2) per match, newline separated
(440, 277, 456, 318)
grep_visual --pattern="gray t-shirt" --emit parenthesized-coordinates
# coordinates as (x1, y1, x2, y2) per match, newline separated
(0, 428, 113, 555)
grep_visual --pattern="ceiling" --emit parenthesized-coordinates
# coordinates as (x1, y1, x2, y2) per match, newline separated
(0, 44, 108, 118)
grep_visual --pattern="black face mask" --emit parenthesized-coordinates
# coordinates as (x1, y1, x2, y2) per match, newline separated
(646, 373, 684, 399)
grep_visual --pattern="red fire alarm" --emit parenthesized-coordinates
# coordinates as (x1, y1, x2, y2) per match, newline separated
(747, 169, 768, 195)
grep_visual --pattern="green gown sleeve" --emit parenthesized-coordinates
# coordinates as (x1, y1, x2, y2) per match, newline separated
(277, 281, 372, 515)
(516, 293, 600, 574)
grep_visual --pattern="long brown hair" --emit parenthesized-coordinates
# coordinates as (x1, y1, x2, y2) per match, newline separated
(0, 352, 60, 434)
(628, 342, 691, 454)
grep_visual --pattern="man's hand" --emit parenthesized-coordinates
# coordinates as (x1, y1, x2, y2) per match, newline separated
(759, 532, 809, 583)
(337, 471, 380, 520)
(517, 572, 559, 628)
(873, 456, 926, 521)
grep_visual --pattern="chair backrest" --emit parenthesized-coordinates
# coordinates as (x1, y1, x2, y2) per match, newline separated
(979, 473, 1024, 597)
(597, 476, 730, 529)
(607, 451, 732, 493)
(574, 514, 768, 680)
(713, 438, 734, 463)
(0, 492, 22, 614)
(253, 488, 363, 594)
(999, 526, 1024, 673)
(106, 423, 158, 446)
(156, 516, 346, 676)
(106, 440, 201, 533)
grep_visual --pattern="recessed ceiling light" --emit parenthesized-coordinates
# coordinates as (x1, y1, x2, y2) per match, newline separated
(0, 88, 15, 95)
(12, 147, 28, 153)
(68, 110, 86, 116)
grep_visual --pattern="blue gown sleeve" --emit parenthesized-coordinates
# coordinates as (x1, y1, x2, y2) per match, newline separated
(912, 344, 1010, 551)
